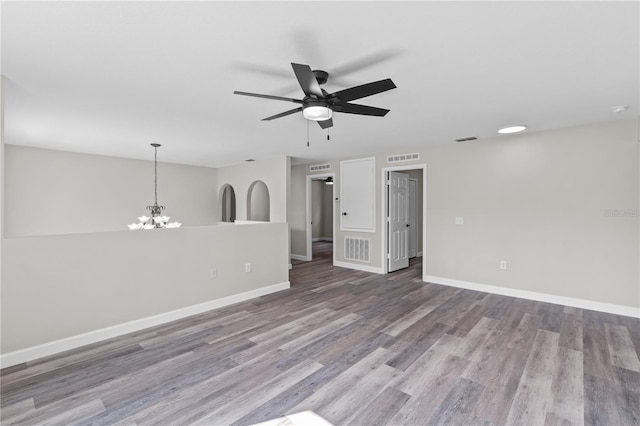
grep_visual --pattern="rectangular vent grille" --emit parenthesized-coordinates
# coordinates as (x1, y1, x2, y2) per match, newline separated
(310, 163, 331, 172)
(455, 136, 478, 142)
(344, 237, 370, 262)
(387, 153, 419, 163)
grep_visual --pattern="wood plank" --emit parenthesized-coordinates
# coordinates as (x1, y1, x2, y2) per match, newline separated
(548, 347, 584, 425)
(505, 329, 560, 425)
(558, 312, 583, 351)
(507, 312, 543, 351)
(288, 347, 394, 417)
(381, 304, 437, 337)
(345, 386, 411, 426)
(192, 358, 324, 425)
(427, 377, 484, 425)
(604, 323, 640, 372)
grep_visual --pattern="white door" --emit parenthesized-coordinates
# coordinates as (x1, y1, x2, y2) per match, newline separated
(388, 171, 410, 272)
(408, 179, 417, 258)
(341, 158, 375, 231)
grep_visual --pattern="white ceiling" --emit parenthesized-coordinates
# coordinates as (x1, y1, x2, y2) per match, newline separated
(2, 1, 638, 168)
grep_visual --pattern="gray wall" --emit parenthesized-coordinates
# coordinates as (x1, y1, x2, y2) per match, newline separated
(291, 119, 639, 309)
(406, 168, 423, 254)
(2, 223, 289, 354)
(1, 145, 293, 359)
(217, 156, 289, 223)
(4, 145, 219, 237)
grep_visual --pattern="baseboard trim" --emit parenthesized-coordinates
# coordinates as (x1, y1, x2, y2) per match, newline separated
(290, 254, 309, 261)
(423, 275, 639, 318)
(334, 260, 384, 274)
(0, 281, 291, 368)
(312, 237, 334, 242)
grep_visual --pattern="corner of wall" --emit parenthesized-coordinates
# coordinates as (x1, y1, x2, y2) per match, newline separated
(1, 75, 5, 271)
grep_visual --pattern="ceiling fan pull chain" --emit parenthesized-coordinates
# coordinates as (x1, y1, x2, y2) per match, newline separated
(327, 129, 330, 141)
(307, 120, 310, 147)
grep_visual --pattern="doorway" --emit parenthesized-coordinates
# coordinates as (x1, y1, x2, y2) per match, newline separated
(382, 164, 426, 274)
(306, 173, 335, 262)
(220, 184, 236, 222)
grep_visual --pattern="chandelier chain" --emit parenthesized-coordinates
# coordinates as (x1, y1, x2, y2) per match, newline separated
(154, 145, 158, 205)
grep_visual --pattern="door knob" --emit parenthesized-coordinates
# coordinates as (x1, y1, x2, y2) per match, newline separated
(342, 212, 348, 216)
(406, 224, 410, 227)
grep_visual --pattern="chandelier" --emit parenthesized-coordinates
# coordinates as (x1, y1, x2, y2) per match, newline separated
(128, 143, 181, 230)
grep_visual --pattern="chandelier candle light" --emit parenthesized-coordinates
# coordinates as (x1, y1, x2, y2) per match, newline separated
(128, 143, 182, 230)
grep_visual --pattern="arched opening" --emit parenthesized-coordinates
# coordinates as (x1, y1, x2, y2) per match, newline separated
(247, 180, 270, 222)
(220, 184, 236, 222)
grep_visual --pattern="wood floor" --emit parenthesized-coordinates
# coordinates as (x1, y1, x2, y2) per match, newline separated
(2, 241, 639, 425)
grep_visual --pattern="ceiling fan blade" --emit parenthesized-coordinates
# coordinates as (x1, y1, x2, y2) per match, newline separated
(318, 117, 333, 129)
(234, 91, 303, 104)
(291, 63, 323, 97)
(334, 103, 390, 117)
(331, 49, 402, 78)
(262, 107, 303, 121)
(231, 61, 291, 79)
(332, 79, 396, 103)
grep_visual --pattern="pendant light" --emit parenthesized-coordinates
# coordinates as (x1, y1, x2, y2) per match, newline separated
(128, 143, 181, 230)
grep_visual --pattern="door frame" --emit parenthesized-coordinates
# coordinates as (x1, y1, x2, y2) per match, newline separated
(408, 178, 418, 259)
(306, 173, 336, 262)
(381, 163, 427, 274)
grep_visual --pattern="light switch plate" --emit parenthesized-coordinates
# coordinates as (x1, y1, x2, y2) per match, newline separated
(455, 217, 464, 225)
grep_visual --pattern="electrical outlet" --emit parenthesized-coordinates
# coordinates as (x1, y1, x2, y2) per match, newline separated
(210, 269, 217, 279)
(245, 263, 251, 273)
(500, 260, 507, 270)
(455, 217, 464, 225)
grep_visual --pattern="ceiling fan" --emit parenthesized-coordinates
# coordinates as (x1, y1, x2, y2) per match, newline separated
(234, 63, 396, 129)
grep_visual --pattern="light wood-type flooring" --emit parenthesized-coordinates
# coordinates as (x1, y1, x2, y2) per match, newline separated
(2, 242, 639, 425)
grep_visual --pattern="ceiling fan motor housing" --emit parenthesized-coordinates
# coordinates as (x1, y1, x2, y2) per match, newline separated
(312, 70, 329, 85)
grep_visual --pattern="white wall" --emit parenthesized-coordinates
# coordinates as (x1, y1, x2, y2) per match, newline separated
(4, 145, 219, 237)
(218, 156, 289, 223)
(1, 223, 289, 358)
(291, 119, 639, 310)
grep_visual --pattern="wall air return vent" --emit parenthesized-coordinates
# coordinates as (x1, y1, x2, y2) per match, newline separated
(344, 237, 371, 262)
(387, 153, 420, 163)
(310, 163, 331, 172)
(455, 136, 478, 142)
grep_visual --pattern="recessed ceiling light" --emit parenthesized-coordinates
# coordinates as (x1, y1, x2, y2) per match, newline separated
(611, 105, 629, 113)
(498, 125, 527, 134)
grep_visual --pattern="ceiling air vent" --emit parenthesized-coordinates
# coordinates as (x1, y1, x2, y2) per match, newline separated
(387, 153, 420, 163)
(310, 163, 331, 172)
(455, 136, 478, 142)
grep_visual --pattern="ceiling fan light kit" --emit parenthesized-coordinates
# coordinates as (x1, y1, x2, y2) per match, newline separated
(303, 103, 333, 121)
(234, 62, 396, 129)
